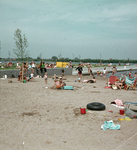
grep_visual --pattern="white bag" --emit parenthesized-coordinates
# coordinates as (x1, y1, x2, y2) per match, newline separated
(112, 85, 117, 90)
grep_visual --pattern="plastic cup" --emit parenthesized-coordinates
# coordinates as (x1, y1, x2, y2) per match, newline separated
(80, 108, 86, 114)
(119, 110, 124, 115)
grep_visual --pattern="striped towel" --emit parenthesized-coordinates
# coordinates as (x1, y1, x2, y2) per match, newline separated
(125, 77, 136, 85)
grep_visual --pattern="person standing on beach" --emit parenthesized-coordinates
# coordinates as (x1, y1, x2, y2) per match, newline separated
(88, 64, 90, 73)
(61, 68, 65, 76)
(44, 72, 48, 84)
(103, 67, 107, 78)
(76, 64, 83, 81)
(90, 67, 93, 76)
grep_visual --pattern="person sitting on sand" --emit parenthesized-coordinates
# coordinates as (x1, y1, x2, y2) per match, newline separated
(114, 76, 126, 90)
(59, 77, 66, 87)
(51, 79, 63, 89)
(82, 77, 96, 83)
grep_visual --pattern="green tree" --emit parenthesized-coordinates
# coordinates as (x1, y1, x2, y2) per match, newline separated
(51, 56, 58, 60)
(13, 29, 29, 61)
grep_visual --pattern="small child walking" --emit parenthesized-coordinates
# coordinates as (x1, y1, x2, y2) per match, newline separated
(44, 72, 48, 84)
(30, 72, 34, 81)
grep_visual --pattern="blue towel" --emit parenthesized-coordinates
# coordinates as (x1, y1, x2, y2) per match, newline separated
(101, 120, 120, 131)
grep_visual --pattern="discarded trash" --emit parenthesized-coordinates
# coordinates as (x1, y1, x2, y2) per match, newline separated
(101, 120, 121, 131)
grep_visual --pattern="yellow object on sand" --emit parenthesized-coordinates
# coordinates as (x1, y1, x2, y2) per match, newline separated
(118, 118, 124, 121)
(125, 117, 131, 121)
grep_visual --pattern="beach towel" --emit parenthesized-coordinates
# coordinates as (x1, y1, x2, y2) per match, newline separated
(101, 120, 120, 131)
(111, 99, 124, 109)
(125, 77, 136, 86)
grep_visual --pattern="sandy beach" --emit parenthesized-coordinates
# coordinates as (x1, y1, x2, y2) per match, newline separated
(0, 75, 137, 150)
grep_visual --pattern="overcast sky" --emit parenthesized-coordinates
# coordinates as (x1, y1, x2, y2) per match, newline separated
(1, 0, 137, 60)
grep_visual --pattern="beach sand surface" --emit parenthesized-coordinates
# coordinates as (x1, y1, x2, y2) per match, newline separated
(0, 75, 137, 150)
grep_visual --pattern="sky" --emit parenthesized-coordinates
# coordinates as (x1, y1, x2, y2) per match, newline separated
(0, 0, 137, 60)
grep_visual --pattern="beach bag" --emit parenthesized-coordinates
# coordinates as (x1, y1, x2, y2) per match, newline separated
(124, 108, 137, 119)
(112, 85, 117, 90)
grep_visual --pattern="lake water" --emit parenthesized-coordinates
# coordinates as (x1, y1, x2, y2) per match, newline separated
(1, 61, 136, 66)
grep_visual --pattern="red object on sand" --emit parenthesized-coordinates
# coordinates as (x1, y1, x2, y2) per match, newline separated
(81, 108, 86, 114)
(108, 110, 113, 113)
(119, 110, 125, 115)
(56, 85, 62, 89)
(104, 86, 111, 88)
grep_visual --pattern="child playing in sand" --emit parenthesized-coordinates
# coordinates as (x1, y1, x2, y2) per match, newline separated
(51, 79, 61, 89)
(44, 72, 48, 84)
(51, 78, 66, 89)
(59, 77, 66, 87)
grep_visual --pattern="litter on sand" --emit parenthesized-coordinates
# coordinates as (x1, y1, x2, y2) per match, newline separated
(101, 120, 120, 131)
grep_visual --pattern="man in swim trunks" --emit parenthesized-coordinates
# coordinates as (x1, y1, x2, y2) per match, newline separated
(76, 64, 83, 81)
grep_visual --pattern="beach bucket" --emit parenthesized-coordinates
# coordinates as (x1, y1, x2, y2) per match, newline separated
(119, 110, 124, 115)
(80, 108, 86, 114)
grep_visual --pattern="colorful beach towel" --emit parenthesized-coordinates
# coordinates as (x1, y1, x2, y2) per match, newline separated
(111, 99, 124, 108)
(125, 77, 136, 86)
(101, 120, 120, 131)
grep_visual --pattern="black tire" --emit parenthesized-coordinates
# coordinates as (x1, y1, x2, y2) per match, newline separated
(87, 102, 106, 111)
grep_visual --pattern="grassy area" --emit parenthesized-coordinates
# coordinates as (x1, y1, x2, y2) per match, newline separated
(0, 64, 124, 71)
(0, 64, 18, 70)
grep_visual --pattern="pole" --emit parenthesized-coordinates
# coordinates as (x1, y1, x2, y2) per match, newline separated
(22, 62, 24, 83)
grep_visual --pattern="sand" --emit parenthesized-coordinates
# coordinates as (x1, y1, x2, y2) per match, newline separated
(0, 75, 137, 150)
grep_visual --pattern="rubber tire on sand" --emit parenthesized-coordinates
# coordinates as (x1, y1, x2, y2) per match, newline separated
(87, 102, 106, 111)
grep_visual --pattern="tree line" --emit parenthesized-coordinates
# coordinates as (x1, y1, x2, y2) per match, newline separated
(12, 29, 137, 64)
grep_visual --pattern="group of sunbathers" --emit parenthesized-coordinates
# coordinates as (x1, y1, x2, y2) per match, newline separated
(107, 72, 137, 90)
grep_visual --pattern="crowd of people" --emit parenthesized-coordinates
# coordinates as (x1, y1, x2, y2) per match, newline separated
(1, 60, 137, 90)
